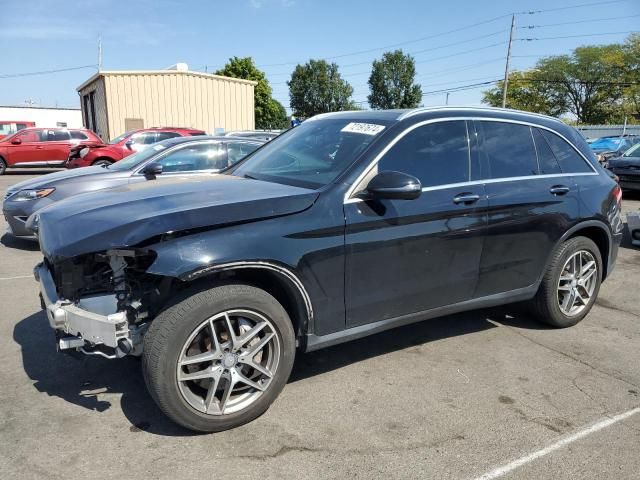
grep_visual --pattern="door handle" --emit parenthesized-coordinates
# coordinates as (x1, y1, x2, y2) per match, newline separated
(36, 146, 44, 149)
(453, 193, 481, 205)
(549, 185, 570, 196)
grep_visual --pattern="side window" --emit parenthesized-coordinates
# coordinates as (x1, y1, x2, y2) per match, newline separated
(156, 143, 226, 172)
(477, 121, 538, 178)
(16, 130, 41, 143)
(70, 131, 89, 140)
(227, 142, 261, 166)
(129, 132, 156, 147)
(377, 120, 470, 188)
(155, 132, 181, 142)
(532, 128, 561, 174)
(44, 130, 71, 141)
(541, 130, 592, 173)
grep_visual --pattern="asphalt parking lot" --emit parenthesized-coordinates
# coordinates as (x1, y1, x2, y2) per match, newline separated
(0, 170, 639, 480)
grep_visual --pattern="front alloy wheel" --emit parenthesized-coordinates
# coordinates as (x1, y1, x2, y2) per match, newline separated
(142, 284, 295, 432)
(177, 309, 280, 415)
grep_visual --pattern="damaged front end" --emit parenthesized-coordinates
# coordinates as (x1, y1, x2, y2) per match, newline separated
(35, 248, 171, 358)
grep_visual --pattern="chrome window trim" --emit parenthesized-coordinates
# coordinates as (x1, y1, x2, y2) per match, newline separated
(343, 116, 598, 204)
(397, 106, 560, 122)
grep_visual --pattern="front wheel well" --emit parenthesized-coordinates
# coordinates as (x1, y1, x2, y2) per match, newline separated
(567, 226, 610, 280)
(182, 267, 310, 343)
(91, 157, 114, 165)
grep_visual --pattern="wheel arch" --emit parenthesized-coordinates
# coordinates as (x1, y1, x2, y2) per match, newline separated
(91, 156, 115, 165)
(181, 262, 313, 345)
(559, 220, 612, 281)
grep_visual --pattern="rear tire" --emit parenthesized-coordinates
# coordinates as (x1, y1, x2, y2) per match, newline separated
(142, 283, 296, 432)
(92, 158, 113, 167)
(0, 157, 6, 175)
(529, 236, 602, 328)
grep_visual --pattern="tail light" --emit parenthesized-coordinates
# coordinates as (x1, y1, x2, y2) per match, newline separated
(613, 184, 622, 205)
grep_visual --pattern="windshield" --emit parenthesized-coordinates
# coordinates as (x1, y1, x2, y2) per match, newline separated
(109, 131, 133, 144)
(623, 143, 640, 158)
(590, 137, 623, 150)
(109, 143, 168, 171)
(232, 118, 390, 189)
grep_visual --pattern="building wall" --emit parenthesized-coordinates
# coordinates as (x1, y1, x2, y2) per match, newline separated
(101, 71, 255, 138)
(78, 77, 109, 140)
(0, 106, 82, 128)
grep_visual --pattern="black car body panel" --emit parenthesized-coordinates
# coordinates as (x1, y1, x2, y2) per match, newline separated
(607, 155, 640, 191)
(32, 107, 623, 353)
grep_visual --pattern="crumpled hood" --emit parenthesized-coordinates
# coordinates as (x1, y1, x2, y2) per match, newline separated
(7, 166, 112, 193)
(34, 174, 318, 261)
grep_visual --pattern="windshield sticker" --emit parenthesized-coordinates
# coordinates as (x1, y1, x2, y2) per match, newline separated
(341, 122, 386, 136)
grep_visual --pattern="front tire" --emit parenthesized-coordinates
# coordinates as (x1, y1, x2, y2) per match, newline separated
(530, 236, 602, 328)
(142, 283, 295, 432)
(0, 157, 6, 175)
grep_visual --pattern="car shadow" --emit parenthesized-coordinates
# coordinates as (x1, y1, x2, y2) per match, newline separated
(13, 305, 546, 436)
(1, 232, 39, 251)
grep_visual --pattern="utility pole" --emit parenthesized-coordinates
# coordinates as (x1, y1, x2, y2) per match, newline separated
(502, 14, 515, 108)
(98, 35, 103, 71)
(445, 92, 450, 105)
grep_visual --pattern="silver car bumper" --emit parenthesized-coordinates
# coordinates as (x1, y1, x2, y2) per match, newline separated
(34, 262, 131, 350)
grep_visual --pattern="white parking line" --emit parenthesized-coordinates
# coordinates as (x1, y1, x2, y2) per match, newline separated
(472, 407, 640, 480)
(0, 275, 33, 281)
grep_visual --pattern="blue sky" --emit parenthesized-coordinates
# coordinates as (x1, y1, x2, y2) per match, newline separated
(0, 0, 638, 113)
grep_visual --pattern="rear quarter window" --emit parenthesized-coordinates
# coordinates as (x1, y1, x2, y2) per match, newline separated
(541, 130, 593, 173)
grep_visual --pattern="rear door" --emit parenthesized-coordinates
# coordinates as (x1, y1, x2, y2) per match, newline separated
(42, 129, 72, 164)
(473, 120, 582, 297)
(344, 120, 488, 327)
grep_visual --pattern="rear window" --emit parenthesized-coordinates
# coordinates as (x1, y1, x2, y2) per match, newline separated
(155, 132, 181, 142)
(541, 130, 592, 173)
(189, 132, 206, 136)
(70, 131, 89, 140)
(477, 121, 538, 178)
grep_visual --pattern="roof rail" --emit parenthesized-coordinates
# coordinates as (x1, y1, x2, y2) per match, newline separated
(397, 105, 560, 122)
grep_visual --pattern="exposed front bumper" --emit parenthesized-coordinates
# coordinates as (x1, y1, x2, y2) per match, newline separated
(3, 210, 34, 237)
(34, 262, 131, 349)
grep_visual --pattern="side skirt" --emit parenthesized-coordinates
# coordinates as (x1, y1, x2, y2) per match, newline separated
(304, 284, 537, 352)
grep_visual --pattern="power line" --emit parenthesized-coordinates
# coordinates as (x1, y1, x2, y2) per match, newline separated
(0, 64, 97, 79)
(518, 13, 640, 29)
(514, 0, 628, 15)
(519, 30, 636, 41)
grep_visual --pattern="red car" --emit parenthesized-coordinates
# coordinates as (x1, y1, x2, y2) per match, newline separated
(0, 127, 102, 175)
(66, 127, 206, 168)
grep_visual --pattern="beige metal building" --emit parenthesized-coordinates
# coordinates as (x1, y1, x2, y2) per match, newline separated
(76, 64, 256, 140)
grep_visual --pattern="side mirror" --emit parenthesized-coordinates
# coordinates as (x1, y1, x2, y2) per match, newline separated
(11, 138, 22, 145)
(125, 140, 134, 150)
(357, 171, 422, 200)
(143, 162, 163, 178)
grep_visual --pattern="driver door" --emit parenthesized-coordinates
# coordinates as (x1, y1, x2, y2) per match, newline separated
(344, 120, 488, 328)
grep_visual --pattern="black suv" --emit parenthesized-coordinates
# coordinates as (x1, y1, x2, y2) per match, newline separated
(32, 107, 623, 432)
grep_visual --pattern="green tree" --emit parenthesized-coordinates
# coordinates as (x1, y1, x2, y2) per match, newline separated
(288, 59, 355, 117)
(367, 50, 422, 109)
(482, 71, 566, 117)
(621, 33, 640, 122)
(483, 40, 632, 124)
(216, 56, 288, 129)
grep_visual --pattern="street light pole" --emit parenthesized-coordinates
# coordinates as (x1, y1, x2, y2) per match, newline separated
(502, 14, 515, 108)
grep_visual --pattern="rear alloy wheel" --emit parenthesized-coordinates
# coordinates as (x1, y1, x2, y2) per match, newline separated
(0, 158, 6, 175)
(142, 284, 295, 432)
(530, 236, 602, 327)
(92, 159, 113, 167)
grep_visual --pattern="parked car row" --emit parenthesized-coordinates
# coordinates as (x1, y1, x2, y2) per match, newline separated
(10, 106, 622, 433)
(4, 135, 265, 237)
(0, 126, 280, 174)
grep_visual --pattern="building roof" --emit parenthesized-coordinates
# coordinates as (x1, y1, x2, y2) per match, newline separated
(76, 69, 258, 92)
